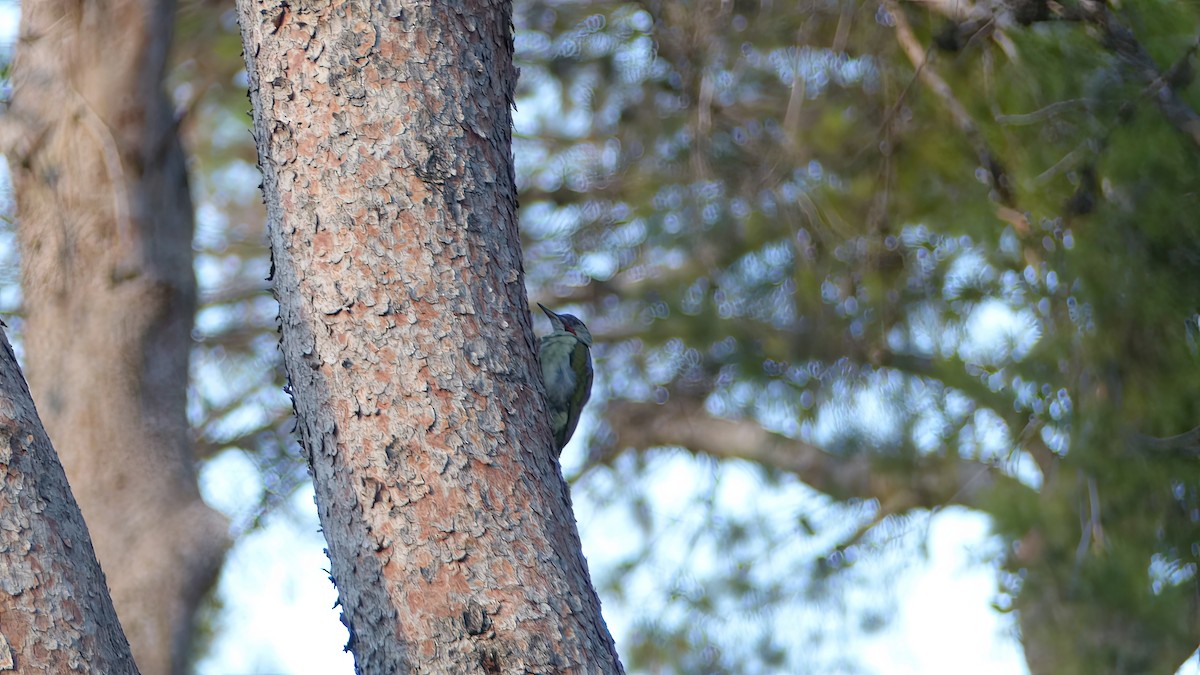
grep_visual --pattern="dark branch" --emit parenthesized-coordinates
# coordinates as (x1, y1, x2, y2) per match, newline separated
(1136, 426, 1200, 457)
(885, 0, 1015, 205)
(1078, 2, 1200, 146)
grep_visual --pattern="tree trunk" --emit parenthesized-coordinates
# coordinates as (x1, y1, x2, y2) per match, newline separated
(236, 0, 624, 672)
(3, 0, 229, 672)
(0, 327, 139, 673)
(1012, 517, 1200, 675)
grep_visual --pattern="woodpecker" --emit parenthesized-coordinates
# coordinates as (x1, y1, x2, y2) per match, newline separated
(537, 303, 593, 454)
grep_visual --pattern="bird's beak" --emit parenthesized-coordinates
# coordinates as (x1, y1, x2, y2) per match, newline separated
(538, 303, 557, 321)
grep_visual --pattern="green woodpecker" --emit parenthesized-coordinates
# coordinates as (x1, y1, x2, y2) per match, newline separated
(537, 303, 593, 454)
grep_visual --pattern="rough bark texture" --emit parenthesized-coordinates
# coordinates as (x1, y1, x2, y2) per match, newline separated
(2, 0, 230, 672)
(0, 327, 139, 673)
(236, 0, 623, 672)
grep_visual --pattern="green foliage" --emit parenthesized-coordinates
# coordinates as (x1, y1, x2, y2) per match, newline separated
(516, 0, 1200, 672)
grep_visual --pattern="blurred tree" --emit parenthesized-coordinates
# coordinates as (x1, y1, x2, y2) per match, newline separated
(512, 0, 1200, 672)
(1, 0, 229, 672)
(235, 0, 623, 672)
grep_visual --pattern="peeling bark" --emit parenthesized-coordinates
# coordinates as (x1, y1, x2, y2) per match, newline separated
(236, 0, 623, 672)
(0, 326, 139, 673)
(3, 0, 230, 672)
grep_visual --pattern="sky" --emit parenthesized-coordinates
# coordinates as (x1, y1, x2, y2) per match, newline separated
(194, 445, 1030, 675)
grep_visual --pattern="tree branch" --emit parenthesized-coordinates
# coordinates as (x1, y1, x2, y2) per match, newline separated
(884, 0, 1014, 205)
(603, 396, 1031, 511)
(1135, 426, 1200, 457)
(1077, 1, 1200, 147)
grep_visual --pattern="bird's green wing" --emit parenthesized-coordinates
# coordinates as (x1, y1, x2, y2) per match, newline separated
(558, 341, 593, 449)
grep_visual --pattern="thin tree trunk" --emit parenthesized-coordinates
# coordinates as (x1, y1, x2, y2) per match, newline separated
(3, 0, 229, 672)
(236, 0, 624, 671)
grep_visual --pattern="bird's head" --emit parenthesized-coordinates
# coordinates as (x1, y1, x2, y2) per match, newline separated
(539, 303, 593, 347)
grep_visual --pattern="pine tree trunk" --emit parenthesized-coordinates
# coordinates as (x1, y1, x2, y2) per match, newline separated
(3, 0, 230, 672)
(236, 0, 624, 671)
(0, 327, 139, 672)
